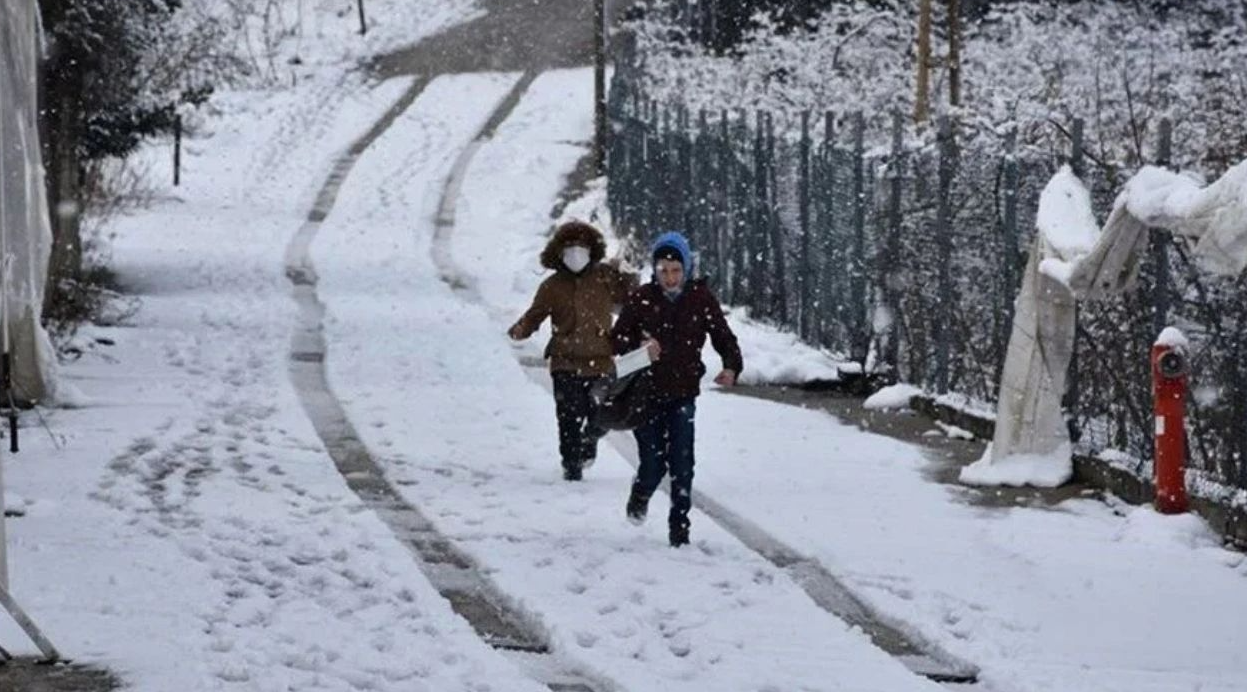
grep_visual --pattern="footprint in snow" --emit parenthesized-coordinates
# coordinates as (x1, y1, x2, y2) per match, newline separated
(667, 636, 692, 658)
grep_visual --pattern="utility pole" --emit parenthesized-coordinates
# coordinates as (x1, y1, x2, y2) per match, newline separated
(914, 0, 933, 125)
(593, 0, 607, 176)
(947, 0, 961, 109)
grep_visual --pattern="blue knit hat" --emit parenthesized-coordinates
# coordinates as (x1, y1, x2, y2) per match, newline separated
(650, 231, 693, 275)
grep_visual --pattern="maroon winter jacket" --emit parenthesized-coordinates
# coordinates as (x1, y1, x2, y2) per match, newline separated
(611, 280, 744, 401)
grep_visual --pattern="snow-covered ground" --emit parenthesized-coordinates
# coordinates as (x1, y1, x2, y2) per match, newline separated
(3, 1, 1247, 690)
(2, 4, 546, 690)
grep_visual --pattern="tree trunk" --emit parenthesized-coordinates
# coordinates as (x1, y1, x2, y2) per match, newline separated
(39, 0, 85, 319)
(593, 0, 607, 176)
(947, 0, 962, 109)
(41, 75, 84, 318)
(914, 0, 933, 125)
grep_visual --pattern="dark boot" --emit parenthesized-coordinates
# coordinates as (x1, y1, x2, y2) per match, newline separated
(668, 515, 690, 547)
(625, 487, 650, 525)
(563, 461, 583, 481)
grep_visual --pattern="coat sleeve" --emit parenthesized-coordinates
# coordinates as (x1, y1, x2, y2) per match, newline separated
(611, 291, 645, 355)
(510, 279, 552, 338)
(704, 290, 743, 375)
(609, 263, 639, 304)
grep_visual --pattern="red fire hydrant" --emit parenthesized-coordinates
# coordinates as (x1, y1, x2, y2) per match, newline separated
(1151, 328, 1190, 514)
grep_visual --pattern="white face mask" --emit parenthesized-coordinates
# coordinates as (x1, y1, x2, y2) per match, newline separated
(562, 246, 591, 273)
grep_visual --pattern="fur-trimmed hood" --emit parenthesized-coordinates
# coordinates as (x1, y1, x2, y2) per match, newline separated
(540, 221, 607, 271)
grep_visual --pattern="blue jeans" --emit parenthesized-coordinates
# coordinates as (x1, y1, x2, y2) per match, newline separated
(632, 398, 696, 526)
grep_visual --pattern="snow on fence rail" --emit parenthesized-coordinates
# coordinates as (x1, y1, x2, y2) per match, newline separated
(606, 74, 1247, 493)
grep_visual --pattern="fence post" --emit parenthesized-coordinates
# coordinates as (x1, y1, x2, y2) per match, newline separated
(716, 109, 731, 299)
(820, 111, 837, 348)
(593, 0, 607, 175)
(934, 115, 957, 393)
(648, 101, 662, 235)
(1152, 119, 1173, 337)
(1070, 118, 1085, 178)
(173, 114, 182, 187)
(880, 111, 904, 373)
(767, 112, 788, 324)
(679, 105, 694, 243)
(1063, 118, 1085, 441)
(850, 112, 868, 364)
(1237, 355, 1247, 490)
(750, 110, 768, 312)
(708, 0, 718, 46)
(798, 111, 812, 341)
(662, 105, 675, 232)
(999, 126, 1019, 375)
(733, 108, 749, 304)
(696, 109, 710, 278)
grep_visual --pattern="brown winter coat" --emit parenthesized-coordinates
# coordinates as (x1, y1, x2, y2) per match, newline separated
(510, 222, 637, 376)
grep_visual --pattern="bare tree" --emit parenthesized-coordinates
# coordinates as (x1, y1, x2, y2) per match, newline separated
(947, 0, 961, 108)
(914, 0, 933, 124)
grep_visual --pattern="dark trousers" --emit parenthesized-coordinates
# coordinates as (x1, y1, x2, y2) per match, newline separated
(552, 372, 607, 469)
(632, 398, 696, 527)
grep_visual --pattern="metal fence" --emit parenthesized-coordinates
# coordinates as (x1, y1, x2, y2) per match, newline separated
(606, 78, 1247, 493)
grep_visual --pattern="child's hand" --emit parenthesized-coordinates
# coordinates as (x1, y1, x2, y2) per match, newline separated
(508, 324, 525, 341)
(714, 369, 737, 387)
(644, 339, 662, 362)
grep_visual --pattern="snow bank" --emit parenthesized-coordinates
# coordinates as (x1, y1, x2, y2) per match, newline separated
(960, 442, 1073, 487)
(864, 383, 921, 410)
(721, 307, 849, 385)
(1114, 506, 1221, 551)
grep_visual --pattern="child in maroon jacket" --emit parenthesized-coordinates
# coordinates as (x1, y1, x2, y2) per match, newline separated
(611, 231, 743, 547)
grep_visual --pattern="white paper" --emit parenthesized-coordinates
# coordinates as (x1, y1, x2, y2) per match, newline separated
(615, 346, 651, 378)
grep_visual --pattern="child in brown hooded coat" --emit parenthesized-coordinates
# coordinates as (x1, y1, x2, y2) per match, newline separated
(508, 221, 637, 480)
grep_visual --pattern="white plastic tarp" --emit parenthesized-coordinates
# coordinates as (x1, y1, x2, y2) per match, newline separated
(961, 167, 1090, 488)
(966, 161, 1247, 487)
(1, 2, 57, 406)
(1, 1, 58, 589)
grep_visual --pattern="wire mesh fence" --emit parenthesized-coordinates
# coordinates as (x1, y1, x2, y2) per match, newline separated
(606, 75, 1247, 494)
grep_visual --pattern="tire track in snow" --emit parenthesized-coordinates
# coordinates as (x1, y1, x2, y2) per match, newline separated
(284, 75, 613, 692)
(430, 70, 540, 301)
